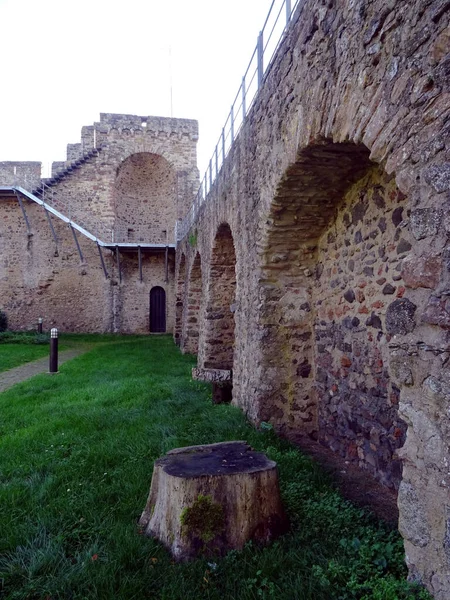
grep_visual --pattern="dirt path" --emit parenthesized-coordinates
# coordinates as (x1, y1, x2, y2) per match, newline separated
(0, 346, 91, 393)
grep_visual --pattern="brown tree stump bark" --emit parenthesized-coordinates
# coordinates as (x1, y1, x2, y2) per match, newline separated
(139, 441, 288, 560)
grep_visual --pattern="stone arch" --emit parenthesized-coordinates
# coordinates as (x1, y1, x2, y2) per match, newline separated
(183, 252, 203, 355)
(259, 140, 409, 489)
(174, 254, 186, 346)
(202, 224, 236, 370)
(113, 152, 177, 243)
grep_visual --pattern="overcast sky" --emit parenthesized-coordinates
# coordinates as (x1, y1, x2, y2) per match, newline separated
(0, 0, 272, 178)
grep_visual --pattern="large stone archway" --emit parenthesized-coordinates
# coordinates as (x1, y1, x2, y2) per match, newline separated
(174, 254, 186, 346)
(183, 252, 203, 355)
(199, 224, 237, 372)
(258, 140, 408, 489)
(113, 152, 177, 243)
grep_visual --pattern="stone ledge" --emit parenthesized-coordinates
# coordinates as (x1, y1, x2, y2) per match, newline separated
(192, 367, 232, 383)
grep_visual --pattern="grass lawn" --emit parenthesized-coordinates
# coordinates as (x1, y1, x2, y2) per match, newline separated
(0, 345, 52, 374)
(0, 335, 430, 600)
(0, 331, 83, 373)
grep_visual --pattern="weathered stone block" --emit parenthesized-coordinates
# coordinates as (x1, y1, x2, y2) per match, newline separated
(386, 299, 417, 335)
(192, 367, 232, 383)
(423, 163, 450, 193)
(422, 295, 450, 329)
(401, 254, 442, 289)
(410, 208, 442, 240)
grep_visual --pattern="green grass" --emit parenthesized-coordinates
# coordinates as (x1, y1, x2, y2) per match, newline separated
(0, 335, 431, 600)
(0, 345, 51, 373)
(0, 331, 85, 373)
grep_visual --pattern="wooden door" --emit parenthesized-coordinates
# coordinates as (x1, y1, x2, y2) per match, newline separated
(150, 286, 166, 332)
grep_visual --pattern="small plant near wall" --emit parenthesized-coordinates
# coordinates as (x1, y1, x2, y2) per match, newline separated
(0, 310, 8, 332)
(188, 230, 198, 247)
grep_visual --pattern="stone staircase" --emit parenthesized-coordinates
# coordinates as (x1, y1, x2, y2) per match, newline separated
(31, 145, 105, 198)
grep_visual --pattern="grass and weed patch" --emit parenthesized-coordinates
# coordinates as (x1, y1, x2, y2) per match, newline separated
(0, 332, 129, 373)
(0, 335, 431, 599)
(0, 331, 50, 345)
(0, 345, 51, 373)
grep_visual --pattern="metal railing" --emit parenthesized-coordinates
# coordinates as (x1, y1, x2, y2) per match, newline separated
(177, 0, 300, 240)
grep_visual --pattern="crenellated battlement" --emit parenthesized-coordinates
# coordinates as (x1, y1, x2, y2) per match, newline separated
(0, 161, 42, 189)
(98, 113, 198, 139)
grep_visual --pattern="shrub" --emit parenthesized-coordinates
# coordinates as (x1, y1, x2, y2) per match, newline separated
(0, 310, 7, 332)
(0, 331, 49, 344)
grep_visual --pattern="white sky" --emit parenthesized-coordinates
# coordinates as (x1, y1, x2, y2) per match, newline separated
(0, 0, 272, 179)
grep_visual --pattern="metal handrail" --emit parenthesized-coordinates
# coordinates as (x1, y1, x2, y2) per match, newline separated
(177, 0, 300, 240)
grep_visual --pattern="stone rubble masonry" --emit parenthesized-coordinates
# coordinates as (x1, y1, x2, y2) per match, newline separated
(199, 224, 236, 371)
(183, 252, 203, 355)
(0, 162, 41, 190)
(0, 114, 199, 334)
(192, 367, 232, 383)
(176, 1, 450, 598)
(174, 254, 186, 346)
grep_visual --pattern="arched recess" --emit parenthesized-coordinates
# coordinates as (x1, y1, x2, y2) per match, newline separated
(113, 152, 176, 243)
(183, 252, 203, 355)
(203, 224, 236, 370)
(259, 140, 408, 490)
(150, 286, 166, 333)
(174, 254, 186, 345)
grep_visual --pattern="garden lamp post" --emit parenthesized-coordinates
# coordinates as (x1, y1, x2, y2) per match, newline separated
(49, 328, 58, 373)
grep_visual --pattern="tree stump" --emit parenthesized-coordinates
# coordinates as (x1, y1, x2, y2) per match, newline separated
(139, 441, 288, 560)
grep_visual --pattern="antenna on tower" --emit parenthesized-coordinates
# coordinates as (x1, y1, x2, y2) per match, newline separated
(169, 45, 173, 118)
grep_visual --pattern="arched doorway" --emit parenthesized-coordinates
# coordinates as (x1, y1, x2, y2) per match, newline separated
(150, 286, 166, 333)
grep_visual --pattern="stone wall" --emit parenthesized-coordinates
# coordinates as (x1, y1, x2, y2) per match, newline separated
(0, 196, 175, 333)
(0, 162, 41, 189)
(184, 252, 202, 355)
(315, 165, 408, 489)
(176, 1, 450, 596)
(0, 114, 198, 334)
(114, 152, 177, 243)
(199, 224, 236, 370)
(174, 254, 186, 345)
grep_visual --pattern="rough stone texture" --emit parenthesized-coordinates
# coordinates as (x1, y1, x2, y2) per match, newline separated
(0, 114, 199, 333)
(199, 224, 236, 371)
(174, 254, 186, 345)
(314, 168, 407, 488)
(0, 0, 448, 594)
(175, 2, 450, 596)
(114, 152, 177, 244)
(192, 367, 232, 383)
(0, 162, 41, 189)
(184, 252, 203, 354)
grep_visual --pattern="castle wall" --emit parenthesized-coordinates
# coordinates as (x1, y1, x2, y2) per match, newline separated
(315, 166, 408, 489)
(0, 114, 197, 335)
(0, 198, 174, 334)
(0, 162, 41, 189)
(176, 0, 450, 596)
(114, 153, 177, 243)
